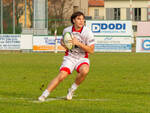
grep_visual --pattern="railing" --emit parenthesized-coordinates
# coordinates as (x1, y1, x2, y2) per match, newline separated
(94, 16, 104, 20)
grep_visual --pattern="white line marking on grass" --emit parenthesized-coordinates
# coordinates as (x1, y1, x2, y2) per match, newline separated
(0, 97, 34, 101)
(32, 96, 67, 103)
(74, 98, 109, 101)
(32, 96, 110, 103)
(0, 96, 110, 103)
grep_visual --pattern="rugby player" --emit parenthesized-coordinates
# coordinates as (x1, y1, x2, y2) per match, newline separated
(38, 11, 95, 101)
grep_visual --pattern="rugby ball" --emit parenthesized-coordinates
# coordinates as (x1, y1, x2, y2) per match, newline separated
(63, 32, 74, 50)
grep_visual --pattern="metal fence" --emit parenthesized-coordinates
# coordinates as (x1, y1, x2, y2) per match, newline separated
(0, 0, 71, 35)
(0, 0, 25, 34)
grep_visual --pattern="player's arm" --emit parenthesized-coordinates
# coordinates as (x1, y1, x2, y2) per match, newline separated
(61, 29, 69, 50)
(60, 38, 68, 50)
(72, 37, 94, 54)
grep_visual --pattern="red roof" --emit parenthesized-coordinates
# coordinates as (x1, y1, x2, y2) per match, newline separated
(88, 0, 104, 7)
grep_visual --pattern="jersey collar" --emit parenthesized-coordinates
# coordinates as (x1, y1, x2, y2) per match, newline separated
(72, 25, 83, 33)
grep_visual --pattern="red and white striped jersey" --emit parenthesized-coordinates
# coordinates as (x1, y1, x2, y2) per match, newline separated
(63, 25, 95, 59)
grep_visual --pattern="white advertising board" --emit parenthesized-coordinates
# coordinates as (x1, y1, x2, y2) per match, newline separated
(136, 37, 150, 53)
(33, 36, 65, 51)
(0, 34, 21, 50)
(94, 36, 132, 52)
(86, 20, 132, 36)
(20, 35, 33, 49)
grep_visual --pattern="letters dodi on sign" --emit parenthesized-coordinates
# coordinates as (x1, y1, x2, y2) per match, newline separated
(91, 23, 126, 33)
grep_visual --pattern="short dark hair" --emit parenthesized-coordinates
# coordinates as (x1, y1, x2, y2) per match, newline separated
(71, 11, 85, 24)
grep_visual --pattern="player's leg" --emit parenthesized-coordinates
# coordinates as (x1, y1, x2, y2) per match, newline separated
(66, 59, 89, 100)
(39, 56, 75, 102)
(38, 71, 69, 101)
(75, 64, 89, 85)
(47, 71, 69, 92)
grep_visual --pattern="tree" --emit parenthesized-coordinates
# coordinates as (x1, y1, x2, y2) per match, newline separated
(48, 0, 73, 35)
(2, 0, 24, 33)
(15, 0, 24, 27)
(27, 0, 33, 28)
(3, 0, 13, 33)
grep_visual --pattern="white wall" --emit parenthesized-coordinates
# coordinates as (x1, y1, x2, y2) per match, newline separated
(20, 35, 33, 50)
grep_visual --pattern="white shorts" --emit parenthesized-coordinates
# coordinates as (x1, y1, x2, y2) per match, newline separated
(60, 56, 90, 74)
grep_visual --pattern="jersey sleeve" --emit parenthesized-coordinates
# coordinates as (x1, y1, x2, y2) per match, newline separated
(63, 26, 72, 37)
(62, 29, 66, 37)
(86, 29, 95, 46)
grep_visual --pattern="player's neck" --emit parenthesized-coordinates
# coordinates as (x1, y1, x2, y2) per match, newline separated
(73, 25, 83, 32)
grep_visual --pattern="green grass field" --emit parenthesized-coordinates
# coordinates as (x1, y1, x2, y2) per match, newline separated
(0, 52, 150, 113)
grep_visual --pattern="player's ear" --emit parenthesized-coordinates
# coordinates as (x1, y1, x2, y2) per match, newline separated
(73, 19, 75, 24)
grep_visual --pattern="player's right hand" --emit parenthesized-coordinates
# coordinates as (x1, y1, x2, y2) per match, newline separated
(60, 38, 68, 50)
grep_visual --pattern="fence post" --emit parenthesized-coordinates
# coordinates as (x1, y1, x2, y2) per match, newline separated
(54, 29, 58, 53)
(13, 0, 15, 34)
(1, 0, 3, 34)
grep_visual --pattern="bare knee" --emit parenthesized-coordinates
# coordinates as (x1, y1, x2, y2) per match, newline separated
(79, 66, 89, 76)
(57, 71, 68, 82)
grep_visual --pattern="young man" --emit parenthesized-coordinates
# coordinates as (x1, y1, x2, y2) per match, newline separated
(38, 11, 95, 101)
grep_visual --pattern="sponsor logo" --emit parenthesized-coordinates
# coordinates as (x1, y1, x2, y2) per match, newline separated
(44, 38, 55, 45)
(142, 40, 150, 50)
(91, 23, 126, 33)
(94, 44, 131, 50)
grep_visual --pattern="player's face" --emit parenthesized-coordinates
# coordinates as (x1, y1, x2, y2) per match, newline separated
(73, 15, 85, 29)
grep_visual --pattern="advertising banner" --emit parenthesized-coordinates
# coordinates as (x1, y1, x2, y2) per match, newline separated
(0, 34, 21, 50)
(86, 20, 132, 36)
(136, 37, 150, 53)
(33, 36, 65, 51)
(94, 36, 132, 52)
(86, 20, 132, 52)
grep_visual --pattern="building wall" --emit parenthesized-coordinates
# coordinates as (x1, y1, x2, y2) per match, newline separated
(73, 0, 80, 6)
(121, 8, 126, 20)
(105, 0, 148, 8)
(141, 8, 147, 21)
(81, 0, 88, 15)
(73, 0, 88, 15)
(88, 7, 104, 19)
(104, 0, 149, 34)
(105, 0, 148, 20)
